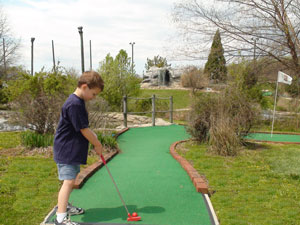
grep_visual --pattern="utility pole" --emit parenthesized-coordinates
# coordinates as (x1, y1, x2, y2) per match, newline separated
(31, 37, 35, 75)
(129, 42, 135, 75)
(52, 40, 56, 73)
(78, 26, 85, 73)
(89, 40, 92, 71)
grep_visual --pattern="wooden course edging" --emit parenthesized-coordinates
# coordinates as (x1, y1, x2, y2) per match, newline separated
(170, 140, 209, 194)
(73, 128, 129, 189)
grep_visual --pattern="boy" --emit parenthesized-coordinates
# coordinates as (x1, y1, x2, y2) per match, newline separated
(53, 71, 104, 225)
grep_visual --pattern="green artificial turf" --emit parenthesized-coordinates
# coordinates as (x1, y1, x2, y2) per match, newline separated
(58, 125, 211, 225)
(245, 132, 300, 142)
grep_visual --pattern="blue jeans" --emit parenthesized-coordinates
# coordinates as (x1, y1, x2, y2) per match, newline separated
(57, 164, 80, 181)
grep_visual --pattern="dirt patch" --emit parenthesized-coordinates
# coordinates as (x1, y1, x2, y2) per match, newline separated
(0, 146, 53, 157)
(0, 146, 118, 160)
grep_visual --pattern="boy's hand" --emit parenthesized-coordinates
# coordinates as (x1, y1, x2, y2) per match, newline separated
(94, 144, 103, 157)
(80, 128, 104, 157)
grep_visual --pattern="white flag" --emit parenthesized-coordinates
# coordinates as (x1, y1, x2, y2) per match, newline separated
(278, 71, 292, 85)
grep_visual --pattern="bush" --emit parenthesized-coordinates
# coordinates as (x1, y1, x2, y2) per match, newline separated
(21, 131, 54, 148)
(209, 116, 241, 156)
(0, 79, 8, 105)
(7, 69, 76, 134)
(90, 132, 118, 151)
(129, 98, 152, 113)
(126, 96, 170, 119)
(188, 85, 259, 156)
(181, 67, 208, 93)
(187, 93, 218, 142)
(86, 96, 111, 129)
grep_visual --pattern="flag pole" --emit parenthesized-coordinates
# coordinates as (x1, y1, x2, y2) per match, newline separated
(271, 80, 279, 137)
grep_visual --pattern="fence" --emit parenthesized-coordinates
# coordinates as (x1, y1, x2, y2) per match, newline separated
(122, 95, 173, 128)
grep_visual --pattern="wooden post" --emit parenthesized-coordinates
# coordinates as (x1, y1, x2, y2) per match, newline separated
(152, 95, 156, 126)
(170, 96, 173, 123)
(123, 95, 127, 128)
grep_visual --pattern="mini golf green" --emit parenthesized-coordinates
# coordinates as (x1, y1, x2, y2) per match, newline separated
(49, 125, 212, 224)
(245, 132, 300, 143)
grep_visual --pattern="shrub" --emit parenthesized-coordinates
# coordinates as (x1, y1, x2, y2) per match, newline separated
(187, 93, 218, 142)
(127, 97, 169, 118)
(209, 116, 241, 156)
(90, 132, 118, 151)
(7, 69, 76, 134)
(21, 131, 54, 148)
(129, 98, 152, 113)
(188, 84, 259, 156)
(153, 98, 170, 118)
(86, 96, 111, 129)
(0, 79, 8, 105)
(181, 67, 208, 93)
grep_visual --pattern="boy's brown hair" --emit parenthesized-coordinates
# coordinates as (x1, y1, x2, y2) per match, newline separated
(78, 71, 104, 91)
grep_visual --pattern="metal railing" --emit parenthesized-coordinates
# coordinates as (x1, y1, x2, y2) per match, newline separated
(123, 95, 173, 127)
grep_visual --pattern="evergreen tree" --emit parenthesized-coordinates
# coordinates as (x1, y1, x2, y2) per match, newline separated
(204, 29, 227, 82)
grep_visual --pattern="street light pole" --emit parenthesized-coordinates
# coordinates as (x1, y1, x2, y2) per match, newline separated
(78, 26, 85, 73)
(129, 42, 135, 75)
(89, 40, 92, 71)
(52, 40, 56, 73)
(31, 37, 35, 75)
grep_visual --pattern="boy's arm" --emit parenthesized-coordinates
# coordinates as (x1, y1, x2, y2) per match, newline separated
(80, 128, 103, 157)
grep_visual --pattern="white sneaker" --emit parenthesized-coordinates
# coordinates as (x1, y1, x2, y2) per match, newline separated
(54, 215, 79, 225)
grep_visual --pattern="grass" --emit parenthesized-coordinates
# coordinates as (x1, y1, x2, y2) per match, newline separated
(139, 89, 191, 109)
(0, 156, 60, 225)
(0, 132, 104, 225)
(252, 119, 300, 133)
(0, 132, 21, 149)
(178, 141, 300, 225)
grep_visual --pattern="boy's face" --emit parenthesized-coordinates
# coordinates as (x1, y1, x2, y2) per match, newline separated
(81, 84, 101, 101)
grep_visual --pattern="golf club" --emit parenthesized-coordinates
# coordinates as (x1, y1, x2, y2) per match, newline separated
(100, 155, 141, 222)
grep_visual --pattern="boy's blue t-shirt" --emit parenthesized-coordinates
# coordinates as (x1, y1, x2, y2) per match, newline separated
(54, 94, 89, 165)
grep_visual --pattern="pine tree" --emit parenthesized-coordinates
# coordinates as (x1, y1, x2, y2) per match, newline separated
(204, 29, 227, 83)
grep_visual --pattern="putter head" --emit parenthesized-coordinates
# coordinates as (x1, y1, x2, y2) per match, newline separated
(127, 216, 141, 221)
(127, 213, 141, 221)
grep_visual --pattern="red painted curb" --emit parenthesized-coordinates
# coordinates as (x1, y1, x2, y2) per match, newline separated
(73, 127, 129, 189)
(169, 140, 209, 194)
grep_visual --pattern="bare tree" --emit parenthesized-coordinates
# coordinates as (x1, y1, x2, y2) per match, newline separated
(0, 6, 20, 78)
(172, 0, 300, 77)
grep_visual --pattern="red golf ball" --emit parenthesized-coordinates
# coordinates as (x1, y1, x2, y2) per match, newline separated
(132, 212, 138, 217)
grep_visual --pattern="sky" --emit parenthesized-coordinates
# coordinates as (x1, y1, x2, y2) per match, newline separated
(1, 0, 190, 76)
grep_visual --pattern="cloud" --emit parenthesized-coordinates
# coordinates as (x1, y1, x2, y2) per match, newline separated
(3, 0, 178, 74)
